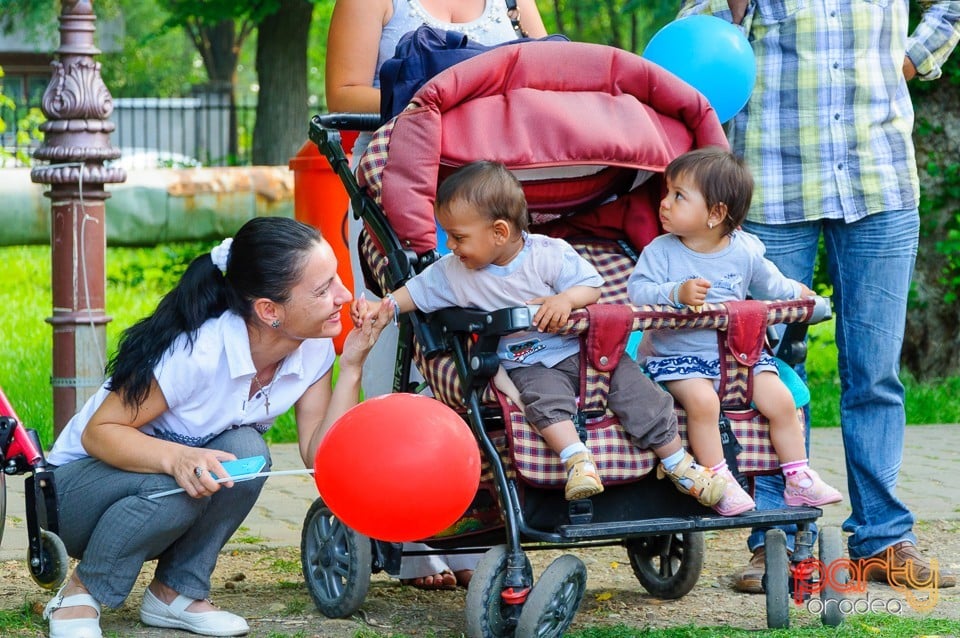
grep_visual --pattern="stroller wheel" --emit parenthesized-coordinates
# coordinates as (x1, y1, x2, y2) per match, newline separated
(515, 554, 587, 638)
(818, 526, 846, 627)
(626, 531, 704, 599)
(465, 545, 531, 638)
(300, 497, 372, 618)
(29, 530, 68, 589)
(764, 528, 790, 629)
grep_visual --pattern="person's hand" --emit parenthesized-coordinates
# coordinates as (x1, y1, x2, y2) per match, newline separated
(348, 292, 366, 326)
(678, 278, 711, 306)
(798, 283, 815, 298)
(171, 448, 238, 498)
(728, 0, 750, 25)
(340, 294, 394, 369)
(903, 56, 917, 81)
(528, 294, 574, 332)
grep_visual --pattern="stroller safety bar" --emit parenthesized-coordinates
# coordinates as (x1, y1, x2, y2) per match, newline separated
(425, 296, 831, 343)
(558, 296, 831, 337)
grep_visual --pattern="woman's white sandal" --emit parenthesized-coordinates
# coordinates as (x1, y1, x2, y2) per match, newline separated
(140, 588, 249, 636)
(44, 587, 103, 638)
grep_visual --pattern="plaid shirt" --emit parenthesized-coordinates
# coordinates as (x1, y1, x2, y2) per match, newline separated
(678, 1, 960, 224)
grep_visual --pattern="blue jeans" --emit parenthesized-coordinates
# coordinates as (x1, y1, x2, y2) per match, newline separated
(743, 209, 918, 560)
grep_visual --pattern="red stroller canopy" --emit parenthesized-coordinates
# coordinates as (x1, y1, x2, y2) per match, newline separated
(364, 40, 729, 254)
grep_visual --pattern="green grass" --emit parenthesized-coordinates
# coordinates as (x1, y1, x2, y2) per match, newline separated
(2, 244, 960, 449)
(0, 602, 42, 632)
(804, 320, 960, 427)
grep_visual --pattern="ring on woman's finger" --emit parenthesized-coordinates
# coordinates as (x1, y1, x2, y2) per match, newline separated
(194, 466, 205, 479)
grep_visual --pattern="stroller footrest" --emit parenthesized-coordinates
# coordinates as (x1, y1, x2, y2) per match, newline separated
(567, 498, 594, 525)
(555, 507, 822, 540)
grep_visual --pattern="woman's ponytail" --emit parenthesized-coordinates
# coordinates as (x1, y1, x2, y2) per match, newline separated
(106, 252, 228, 408)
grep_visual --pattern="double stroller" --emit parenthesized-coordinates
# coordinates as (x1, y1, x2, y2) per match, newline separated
(301, 40, 844, 635)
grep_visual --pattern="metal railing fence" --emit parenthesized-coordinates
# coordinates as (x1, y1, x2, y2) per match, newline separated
(1, 97, 256, 168)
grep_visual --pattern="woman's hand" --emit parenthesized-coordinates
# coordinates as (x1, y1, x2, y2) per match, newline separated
(171, 448, 238, 499)
(340, 294, 394, 370)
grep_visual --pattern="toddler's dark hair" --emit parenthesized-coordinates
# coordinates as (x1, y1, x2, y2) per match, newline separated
(436, 160, 529, 232)
(664, 147, 753, 234)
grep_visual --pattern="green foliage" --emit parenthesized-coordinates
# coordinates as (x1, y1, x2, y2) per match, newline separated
(539, 0, 675, 52)
(1, 65, 45, 167)
(0, 65, 12, 163)
(106, 241, 214, 289)
(925, 161, 960, 303)
(162, 0, 282, 28)
(98, 1, 207, 97)
(910, 2, 960, 311)
(308, 0, 335, 110)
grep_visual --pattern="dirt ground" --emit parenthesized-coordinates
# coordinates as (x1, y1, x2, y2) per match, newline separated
(2, 520, 958, 637)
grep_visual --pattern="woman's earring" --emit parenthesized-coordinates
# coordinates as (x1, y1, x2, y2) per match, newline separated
(708, 221, 715, 229)
(271, 319, 281, 329)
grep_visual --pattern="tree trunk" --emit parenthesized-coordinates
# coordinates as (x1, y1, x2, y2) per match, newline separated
(252, 0, 314, 165)
(193, 20, 243, 159)
(903, 80, 960, 379)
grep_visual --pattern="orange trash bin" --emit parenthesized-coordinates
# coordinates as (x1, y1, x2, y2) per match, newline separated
(289, 132, 358, 354)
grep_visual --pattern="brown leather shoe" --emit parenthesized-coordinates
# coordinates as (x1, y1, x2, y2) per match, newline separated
(733, 546, 766, 594)
(860, 541, 956, 589)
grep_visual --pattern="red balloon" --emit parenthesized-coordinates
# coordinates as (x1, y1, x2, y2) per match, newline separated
(313, 393, 481, 542)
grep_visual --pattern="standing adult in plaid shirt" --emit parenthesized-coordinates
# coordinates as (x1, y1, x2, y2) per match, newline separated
(678, 0, 960, 591)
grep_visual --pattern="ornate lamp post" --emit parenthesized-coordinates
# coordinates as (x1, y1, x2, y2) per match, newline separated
(30, 0, 126, 437)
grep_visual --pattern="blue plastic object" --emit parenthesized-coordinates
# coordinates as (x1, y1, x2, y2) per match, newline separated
(642, 15, 756, 123)
(212, 455, 267, 481)
(626, 331, 643, 361)
(774, 358, 811, 408)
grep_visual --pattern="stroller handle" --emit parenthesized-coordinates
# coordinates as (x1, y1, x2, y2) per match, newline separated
(314, 113, 383, 132)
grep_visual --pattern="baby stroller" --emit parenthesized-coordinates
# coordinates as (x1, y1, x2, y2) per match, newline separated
(301, 40, 845, 635)
(0, 385, 68, 590)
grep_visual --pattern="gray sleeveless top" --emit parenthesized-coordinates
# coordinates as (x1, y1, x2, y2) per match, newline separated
(352, 0, 520, 157)
(374, 0, 519, 89)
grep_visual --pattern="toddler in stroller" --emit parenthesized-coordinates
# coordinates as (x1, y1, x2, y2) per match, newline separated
(628, 147, 843, 517)
(302, 38, 844, 635)
(387, 159, 725, 505)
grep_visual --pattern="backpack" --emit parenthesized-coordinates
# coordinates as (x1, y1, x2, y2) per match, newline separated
(378, 24, 568, 124)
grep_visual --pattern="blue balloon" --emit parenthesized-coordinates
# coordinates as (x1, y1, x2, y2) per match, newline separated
(642, 15, 756, 123)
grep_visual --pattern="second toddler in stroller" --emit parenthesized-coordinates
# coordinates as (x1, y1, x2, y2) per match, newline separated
(628, 148, 843, 516)
(387, 160, 725, 505)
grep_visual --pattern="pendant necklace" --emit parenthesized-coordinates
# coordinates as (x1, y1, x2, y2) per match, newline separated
(252, 359, 283, 416)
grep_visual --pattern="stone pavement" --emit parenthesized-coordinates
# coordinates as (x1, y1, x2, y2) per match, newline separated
(2, 424, 959, 561)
